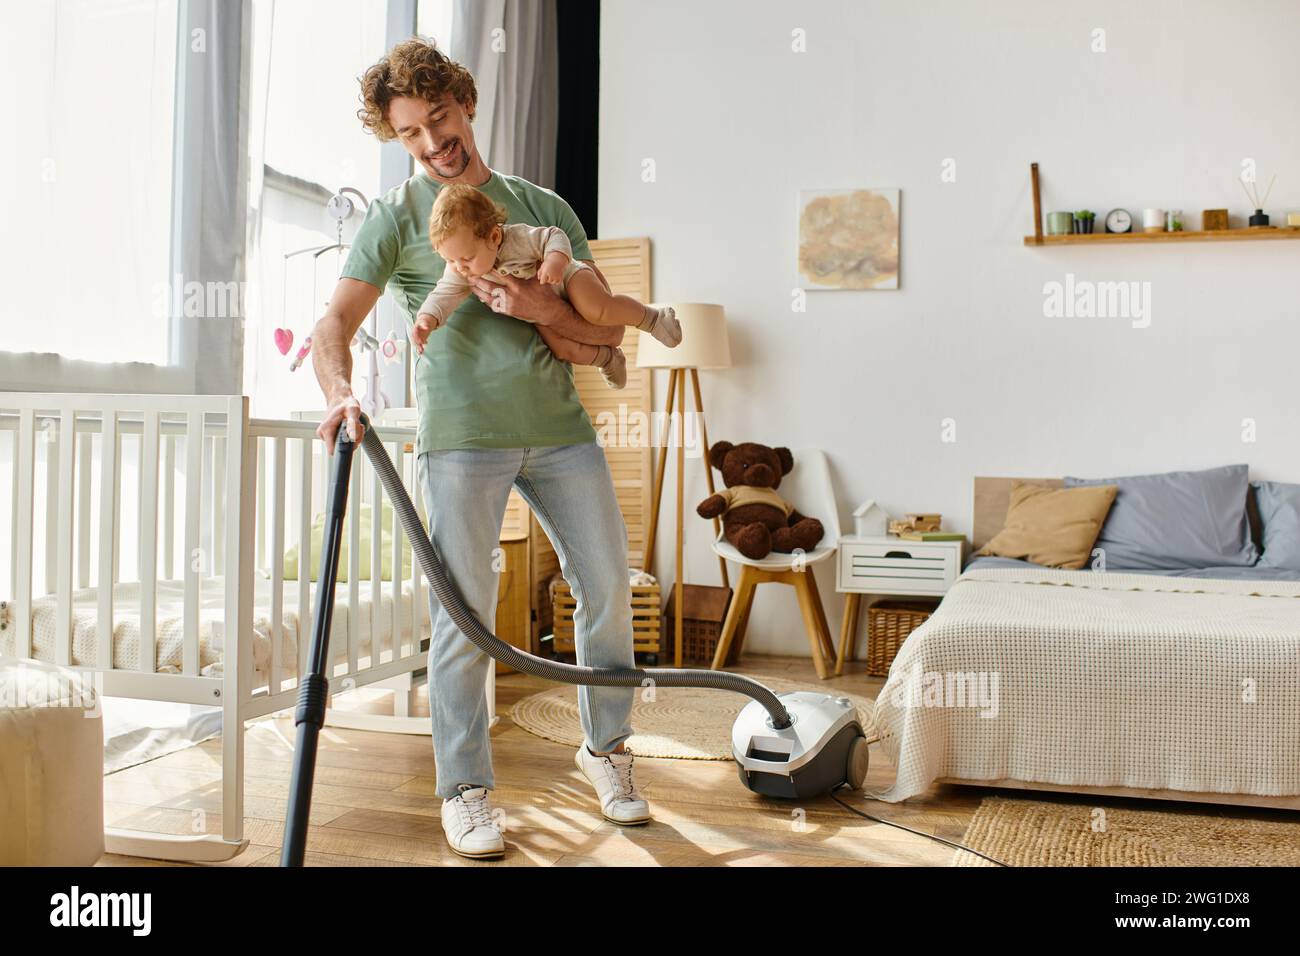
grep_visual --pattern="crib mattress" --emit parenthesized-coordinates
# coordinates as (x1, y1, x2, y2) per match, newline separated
(3, 576, 430, 687)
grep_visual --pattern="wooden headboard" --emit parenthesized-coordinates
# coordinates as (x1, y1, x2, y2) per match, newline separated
(972, 475, 1264, 553)
(971, 477, 1062, 552)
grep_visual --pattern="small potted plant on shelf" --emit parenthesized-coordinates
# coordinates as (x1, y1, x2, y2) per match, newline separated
(1073, 210, 1096, 234)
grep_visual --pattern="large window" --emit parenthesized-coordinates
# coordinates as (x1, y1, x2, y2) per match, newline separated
(0, 0, 178, 365)
(256, 0, 390, 197)
(0, 0, 455, 396)
(244, 0, 455, 418)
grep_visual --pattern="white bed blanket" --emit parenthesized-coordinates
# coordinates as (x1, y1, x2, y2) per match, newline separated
(2, 576, 428, 688)
(870, 568, 1300, 802)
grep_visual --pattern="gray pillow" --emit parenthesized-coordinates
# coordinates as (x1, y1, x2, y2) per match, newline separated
(1253, 481, 1300, 570)
(1063, 465, 1257, 570)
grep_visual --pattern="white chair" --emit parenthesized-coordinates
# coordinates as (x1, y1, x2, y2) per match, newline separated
(708, 449, 842, 678)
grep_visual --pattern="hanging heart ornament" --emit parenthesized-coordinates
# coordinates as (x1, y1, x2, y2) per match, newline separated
(274, 328, 294, 355)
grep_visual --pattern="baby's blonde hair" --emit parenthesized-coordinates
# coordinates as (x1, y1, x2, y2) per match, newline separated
(428, 183, 507, 248)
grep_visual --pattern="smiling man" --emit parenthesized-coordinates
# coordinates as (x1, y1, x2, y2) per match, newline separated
(311, 38, 647, 860)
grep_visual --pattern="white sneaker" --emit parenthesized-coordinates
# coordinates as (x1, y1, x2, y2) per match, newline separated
(440, 784, 505, 859)
(575, 745, 651, 825)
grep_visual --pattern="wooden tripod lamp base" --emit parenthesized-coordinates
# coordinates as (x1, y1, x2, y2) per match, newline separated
(637, 304, 733, 669)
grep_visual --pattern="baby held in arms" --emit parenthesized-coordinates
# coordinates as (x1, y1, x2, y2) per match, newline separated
(413, 184, 681, 389)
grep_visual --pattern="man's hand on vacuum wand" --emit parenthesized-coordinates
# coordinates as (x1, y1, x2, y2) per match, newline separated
(318, 389, 364, 454)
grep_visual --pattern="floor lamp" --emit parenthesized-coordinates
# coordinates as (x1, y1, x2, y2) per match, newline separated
(636, 303, 732, 667)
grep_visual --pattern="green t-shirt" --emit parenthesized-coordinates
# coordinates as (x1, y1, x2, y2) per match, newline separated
(340, 169, 597, 453)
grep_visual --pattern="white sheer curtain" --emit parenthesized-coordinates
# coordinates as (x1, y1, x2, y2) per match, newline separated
(243, 0, 472, 418)
(243, 0, 391, 418)
(452, 0, 558, 187)
(0, 0, 178, 367)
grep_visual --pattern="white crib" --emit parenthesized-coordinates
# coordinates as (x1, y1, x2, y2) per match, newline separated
(0, 393, 467, 862)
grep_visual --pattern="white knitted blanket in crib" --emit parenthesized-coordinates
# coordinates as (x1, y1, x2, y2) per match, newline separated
(869, 568, 1300, 803)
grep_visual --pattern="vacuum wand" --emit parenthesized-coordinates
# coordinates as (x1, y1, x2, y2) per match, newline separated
(280, 422, 356, 867)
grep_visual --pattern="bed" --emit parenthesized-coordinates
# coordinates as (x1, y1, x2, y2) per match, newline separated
(868, 475, 1300, 812)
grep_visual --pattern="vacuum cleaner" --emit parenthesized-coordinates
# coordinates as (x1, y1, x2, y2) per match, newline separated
(280, 416, 870, 865)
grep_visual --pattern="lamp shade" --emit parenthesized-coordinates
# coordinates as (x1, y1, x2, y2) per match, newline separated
(635, 303, 731, 369)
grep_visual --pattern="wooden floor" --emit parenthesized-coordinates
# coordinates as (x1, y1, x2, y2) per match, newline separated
(98, 655, 983, 867)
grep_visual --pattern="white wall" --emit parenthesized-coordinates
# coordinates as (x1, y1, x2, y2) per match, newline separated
(599, 0, 1300, 657)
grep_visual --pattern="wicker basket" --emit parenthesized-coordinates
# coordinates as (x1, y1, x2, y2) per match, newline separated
(663, 584, 736, 666)
(551, 581, 663, 655)
(866, 600, 936, 676)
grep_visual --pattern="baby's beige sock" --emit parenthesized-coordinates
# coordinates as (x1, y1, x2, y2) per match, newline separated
(594, 346, 627, 389)
(637, 305, 681, 348)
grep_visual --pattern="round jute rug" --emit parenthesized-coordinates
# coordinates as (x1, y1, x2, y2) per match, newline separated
(954, 795, 1300, 867)
(510, 676, 876, 760)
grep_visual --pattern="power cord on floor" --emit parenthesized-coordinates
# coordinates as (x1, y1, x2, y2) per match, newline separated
(830, 785, 1009, 867)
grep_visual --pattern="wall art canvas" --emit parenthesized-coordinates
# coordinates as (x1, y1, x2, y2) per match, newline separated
(797, 188, 900, 290)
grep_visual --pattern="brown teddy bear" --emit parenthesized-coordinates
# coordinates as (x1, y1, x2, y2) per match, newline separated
(696, 441, 825, 560)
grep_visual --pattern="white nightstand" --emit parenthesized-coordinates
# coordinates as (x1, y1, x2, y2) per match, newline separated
(834, 534, 965, 675)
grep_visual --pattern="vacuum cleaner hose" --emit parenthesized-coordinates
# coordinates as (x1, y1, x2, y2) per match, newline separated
(354, 422, 792, 730)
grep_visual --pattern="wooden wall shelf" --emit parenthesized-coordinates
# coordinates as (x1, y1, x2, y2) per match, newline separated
(1024, 228, 1300, 247)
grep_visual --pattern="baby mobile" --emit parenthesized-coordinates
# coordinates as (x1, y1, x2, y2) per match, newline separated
(276, 186, 406, 417)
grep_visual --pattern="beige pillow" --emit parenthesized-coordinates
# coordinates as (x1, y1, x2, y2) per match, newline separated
(978, 482, 1118, 570)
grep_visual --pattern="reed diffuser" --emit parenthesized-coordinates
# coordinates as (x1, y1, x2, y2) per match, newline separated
(1239, 173, 1277, 227)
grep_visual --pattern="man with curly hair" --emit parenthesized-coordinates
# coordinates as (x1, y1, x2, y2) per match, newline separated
(312, 38, 648, 860)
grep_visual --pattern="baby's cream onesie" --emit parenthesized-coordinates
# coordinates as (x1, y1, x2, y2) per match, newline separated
(417, 223, 590, 328)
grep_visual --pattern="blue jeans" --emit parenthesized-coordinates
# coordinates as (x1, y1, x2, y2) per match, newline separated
(418, 442, 635, 798)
